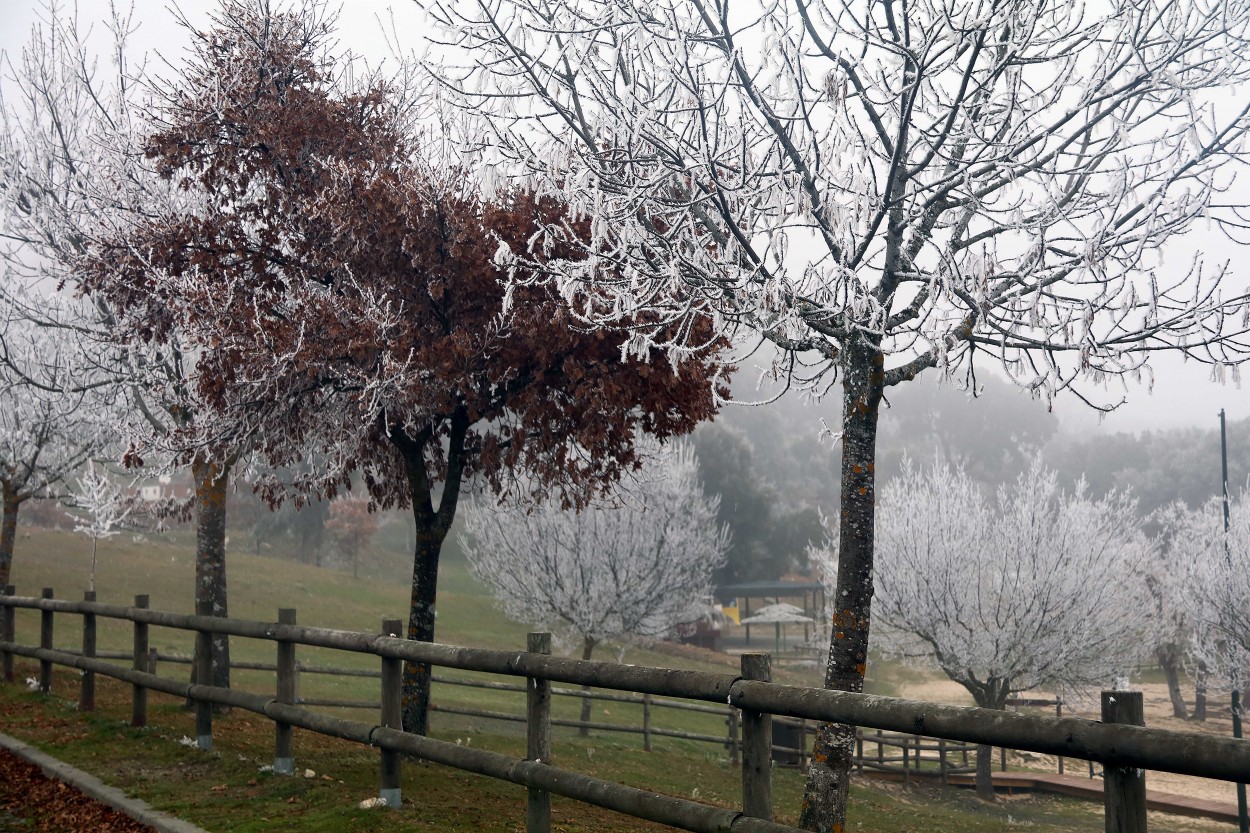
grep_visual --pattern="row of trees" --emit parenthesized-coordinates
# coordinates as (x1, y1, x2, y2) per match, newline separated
(6, 0, 1250, 827)
(811, 458, 1249, 800)
(0, 0, 727, 735)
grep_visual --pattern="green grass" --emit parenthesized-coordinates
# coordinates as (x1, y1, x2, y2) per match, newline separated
(0, 667, 1126, 833)
(0, 526, 1224, 832)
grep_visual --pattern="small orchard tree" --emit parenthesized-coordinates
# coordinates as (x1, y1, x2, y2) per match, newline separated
(811, 457, 1152, 800)
(1147, 502, 1212, 719)
(326, 496, 378, 579)
(0, 315, 115, 586)
(460, 440, 729, 731)
(431, 2, 1250, 824)
(68, 461, 134, 593)
(1164, 494, 1250, 700)
(79, 0, 727, 735)
(0, 1, 240, 690)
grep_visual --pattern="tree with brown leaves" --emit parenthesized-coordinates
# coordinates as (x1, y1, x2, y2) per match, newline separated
(80, 0, 727, 734)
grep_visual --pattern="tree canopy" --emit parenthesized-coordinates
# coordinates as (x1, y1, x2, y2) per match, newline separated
(429, 1, 1250, 823)
(78, 0, 727, 734)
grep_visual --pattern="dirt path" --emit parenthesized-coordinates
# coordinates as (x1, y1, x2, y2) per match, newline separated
(895, 678, 1243, 807)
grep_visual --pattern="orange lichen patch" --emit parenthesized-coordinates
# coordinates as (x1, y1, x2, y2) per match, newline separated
(855, 663, 866, 676)
(857, 487, 867, 495)
(852, 464, 863, 474)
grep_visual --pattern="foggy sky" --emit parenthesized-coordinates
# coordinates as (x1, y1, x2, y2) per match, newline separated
(1, 0, 1243, 435)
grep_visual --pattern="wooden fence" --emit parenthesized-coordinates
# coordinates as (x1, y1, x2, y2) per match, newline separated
(78, 644, 1026, 780)
(3, 587, 1250, 833)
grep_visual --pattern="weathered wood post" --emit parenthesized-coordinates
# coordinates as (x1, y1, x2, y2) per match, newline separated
(195, 625, 213, 750)
(379, 618, 403, 808)
(740, 652, 772, 821)
(132, 595, 149, 727)
(642, 693, 653, 752)
(526, 632, 552, 833)
(799, 718, 808, 773)
(1, 582, 13, 680)
(856, 729, 864, 775)
(939, 738, 948, 786)
(903, 734, 911, 785)
(727, 706, 740, 767)
(38, 588, 53, 693)
(80, 591, 96, 712)
(1, 586, 13, 683)
(274, 608, 297, 775)
(1056, 699, 1065, 775)
(1102, 691, 1147, 833)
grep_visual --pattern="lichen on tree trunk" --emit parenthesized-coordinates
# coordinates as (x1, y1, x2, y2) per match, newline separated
(401, 525, 447, 736)
(191, 459, 231, 694)
(0, 485, 20, 589)
(395, 413, 469, 736)
(799, 340, 884, 833)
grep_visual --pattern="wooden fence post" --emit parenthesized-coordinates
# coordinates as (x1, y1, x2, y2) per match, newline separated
(939, 738, 948, 786)
(1, 586, 13, 683)
(39, 588, 53, 693)
(1056, 699, 1065, 775)
(195, 627, 213, 750)
(132, 595, 149, 727)
(80, 591, 96, 712)
(727, 706, 740, 767)
(526, 632, 552, 833)
(856, 729, 864, 775)
(274, 608, 297, 775)
(1103, 691, 1146, 833)
(740, 652, 772, 821)
(799, 718, 808, 773)
(379, 618, 403, 808)
(642, 693, 652, 753)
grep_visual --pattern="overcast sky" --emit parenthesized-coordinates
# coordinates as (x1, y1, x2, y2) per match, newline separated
(1, 0, 1244, 436)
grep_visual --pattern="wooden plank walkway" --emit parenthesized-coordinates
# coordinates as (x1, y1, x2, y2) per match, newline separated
(858, 769, 1242, 823)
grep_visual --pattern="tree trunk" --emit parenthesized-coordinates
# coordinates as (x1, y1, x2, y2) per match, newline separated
(975, 744, 995, 800)
(191, 459, 231, 695)
(0, 484, 21, 589)
(578, 636, 597, 736)
(396, 415, 470, 736)
(401, 522, 448, 735)
(1193, 661, 1208, 722)
(1157, 644, 1189, 720)
(799, 340, 884, 833)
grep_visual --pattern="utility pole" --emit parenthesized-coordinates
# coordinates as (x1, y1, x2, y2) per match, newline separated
(1220, 408, 1248, 833)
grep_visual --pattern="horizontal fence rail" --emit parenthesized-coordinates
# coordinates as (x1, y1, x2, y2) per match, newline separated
(1, 588, 1248, 833)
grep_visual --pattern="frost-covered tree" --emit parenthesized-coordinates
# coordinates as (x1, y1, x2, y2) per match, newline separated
(68, 461, 134, 593)
(430, 1, 1250, 824)
(1164, 495, 1250, 701)
(0, 1, 240, 690)
(461, 440, 729, 730)
(78, 0, 726, 735)
(0, 314, 115, 586)
(813, 458, 1152, 799)
(1147, 502, 1211, 719)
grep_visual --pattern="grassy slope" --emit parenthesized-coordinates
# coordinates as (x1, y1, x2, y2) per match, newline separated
(0, 526, 1215, 833)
